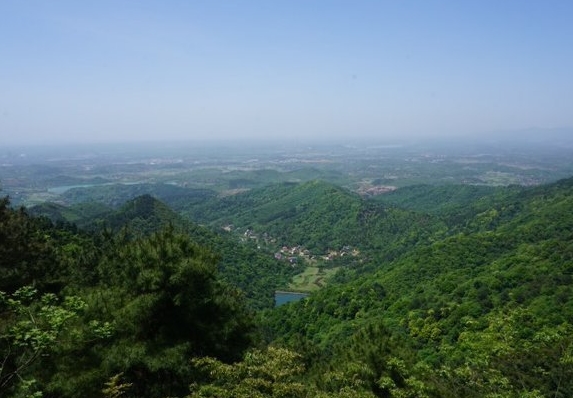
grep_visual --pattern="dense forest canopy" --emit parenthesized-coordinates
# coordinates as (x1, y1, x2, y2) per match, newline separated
(2, 175, 573, 397)
(4, 0, 573, 393)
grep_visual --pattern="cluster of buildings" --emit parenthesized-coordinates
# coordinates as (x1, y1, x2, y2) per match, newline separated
(274, 244, 360, 265)
(224, 225, 361, 266)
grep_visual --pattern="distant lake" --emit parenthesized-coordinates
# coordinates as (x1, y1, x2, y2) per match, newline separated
(48, 183, 105, 194)
(275, 291, 308, 306)
(48, 181, 143, 194)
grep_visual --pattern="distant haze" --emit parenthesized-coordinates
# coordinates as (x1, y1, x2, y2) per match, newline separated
(1, 1, 572, 146)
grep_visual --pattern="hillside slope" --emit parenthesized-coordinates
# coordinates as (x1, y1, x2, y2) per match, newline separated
(32, 194, 299, 309)
(184, 180, 447, 259)
(60, 182, 216, 210)
(263, 176, 573, 397)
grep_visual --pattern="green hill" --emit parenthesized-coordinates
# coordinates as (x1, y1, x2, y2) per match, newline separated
(29, 201, 113, 223)
(38, 194, 299, 310)
(184, 180, 446, 257)
(373, 183, 510, 215)
(100, 193, 188, 235)
(60, 182, 216, 210)
(30, 194, 191, 235)
(262, 176, 573, 397)
(5, 176, 573, 397)
(0, 196, 255, 397)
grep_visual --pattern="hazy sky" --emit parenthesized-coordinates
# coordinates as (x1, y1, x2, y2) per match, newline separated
(1, 1, 572, 145)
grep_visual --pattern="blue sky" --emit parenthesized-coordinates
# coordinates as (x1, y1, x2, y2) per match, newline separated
(1, 1, 572, 145)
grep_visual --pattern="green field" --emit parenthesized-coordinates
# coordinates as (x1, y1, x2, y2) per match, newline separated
(288, 266, 339, 292)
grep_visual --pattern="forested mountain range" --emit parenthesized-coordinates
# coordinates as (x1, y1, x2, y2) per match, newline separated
(30, 193, 299, 310)
(59, 183, 217, 211)
(181, 180, 446, 257)
(263, 176, 573, 397)
(2, 176, 573, 397)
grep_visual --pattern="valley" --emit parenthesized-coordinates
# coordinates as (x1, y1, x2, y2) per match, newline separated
(2, 136, 573, 397)
(4, 1, 573, 395)
(4, 137, 572, 297)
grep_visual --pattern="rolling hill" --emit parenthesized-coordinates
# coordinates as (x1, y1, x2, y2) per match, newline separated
(182, 180, 447, 259)
(263, 176, 573, 397)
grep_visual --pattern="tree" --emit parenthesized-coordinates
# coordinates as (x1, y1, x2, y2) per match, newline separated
(0, 286, 101, 397)
(53, 228, 256, 397)
(0, 198, 58, 293)
(189, 347, 376, 398)
(436, 308, 573, 397)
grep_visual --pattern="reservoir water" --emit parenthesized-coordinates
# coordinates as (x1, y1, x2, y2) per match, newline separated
(48, 181, 144, 194)
(48, 183, 104, 194)
(275, 291, 308, 306)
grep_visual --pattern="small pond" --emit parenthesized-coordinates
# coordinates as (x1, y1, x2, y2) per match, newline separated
(275, 291, 309, 307)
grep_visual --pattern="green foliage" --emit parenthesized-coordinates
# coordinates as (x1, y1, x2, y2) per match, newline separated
(0, 197, 56, 292)
(60, 193, 298, 310)
(5, 173, 573, 397)
(263, 177, 573, 397)
(433, 307, 573, 397)
(42, 228, 257, 397)
(189, 347, 307, 397)
(101, 373, 132, 398)
(0, 196, 100, 293)
(60, 182, 216, 211)
(0, 287, 87, 396)
(182, 180, 446, 257)
(374, 184, 504, 215)
(28, 201, 113, 227)
(1, 196, 258, 397)
(189, 347, 376, 397)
